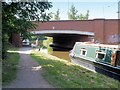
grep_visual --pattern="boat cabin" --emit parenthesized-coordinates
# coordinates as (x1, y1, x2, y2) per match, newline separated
(70, 42, 120, 67)
(69, 42, 120, 81)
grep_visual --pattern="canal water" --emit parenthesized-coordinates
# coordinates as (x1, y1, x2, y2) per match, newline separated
(41, 37, 71, 61)
(51, 51, 71, 62)
(39, 48, 71, 62)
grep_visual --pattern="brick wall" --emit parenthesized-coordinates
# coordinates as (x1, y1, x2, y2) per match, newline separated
(12, 33, 22, 47)
(33, 19, 119, 44)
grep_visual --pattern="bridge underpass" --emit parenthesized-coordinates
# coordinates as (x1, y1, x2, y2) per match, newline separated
(31, 30, 94, 51)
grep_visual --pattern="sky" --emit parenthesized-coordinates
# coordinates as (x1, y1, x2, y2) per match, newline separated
(48, 0, 119, 20)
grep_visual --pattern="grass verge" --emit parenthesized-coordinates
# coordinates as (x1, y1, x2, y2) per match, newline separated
(2, 47, 20, 86)
(31, 50, 120, 88)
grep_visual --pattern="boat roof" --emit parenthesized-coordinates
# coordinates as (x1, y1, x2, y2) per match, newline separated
(75, 42, 120, 49)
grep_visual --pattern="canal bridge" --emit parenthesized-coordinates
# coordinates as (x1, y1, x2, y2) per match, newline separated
(30, 19, 118, 51)
(31, 30, 94, 51)
(11, 19, 119, 51)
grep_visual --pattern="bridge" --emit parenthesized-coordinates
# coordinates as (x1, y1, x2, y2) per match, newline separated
(31, 30, 94, 51)
(29, 19, 118, 51)
(11, 19, 119, 50)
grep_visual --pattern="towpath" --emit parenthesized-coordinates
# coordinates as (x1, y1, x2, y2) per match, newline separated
(4, 47, 54, 88)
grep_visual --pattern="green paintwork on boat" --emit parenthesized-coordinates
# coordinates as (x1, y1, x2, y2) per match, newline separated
(74, 43, 99, 59)
(70, 42, 120, 81)
(71, 42, 117, 65)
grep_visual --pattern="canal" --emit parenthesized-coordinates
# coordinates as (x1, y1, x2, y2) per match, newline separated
(51, 51, 71, 62)
(41, 36, 71, 62)
(40, 48, 71, 62)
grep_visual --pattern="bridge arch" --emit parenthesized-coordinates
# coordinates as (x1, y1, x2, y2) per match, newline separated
(31, 30, 94, 51)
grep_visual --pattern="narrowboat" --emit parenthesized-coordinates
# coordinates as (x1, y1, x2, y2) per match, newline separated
(69, 42, 120, 81)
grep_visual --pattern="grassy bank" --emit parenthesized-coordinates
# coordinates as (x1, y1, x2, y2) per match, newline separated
(2, 47, 20, 85)
(31, 50, 120, 88)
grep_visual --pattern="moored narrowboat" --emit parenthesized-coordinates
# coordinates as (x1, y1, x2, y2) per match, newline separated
(69, 42, 120, 81)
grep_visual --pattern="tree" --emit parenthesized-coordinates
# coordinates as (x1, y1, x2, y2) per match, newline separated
(78, 10, 89, 20)
(79, 14, 84, 20)
(85, 10, 89, 20)
(2, 1, 53, 59)
(68, 4, 89, 20)
(54, 9, 60, 20)
(68, 4, 78, 20)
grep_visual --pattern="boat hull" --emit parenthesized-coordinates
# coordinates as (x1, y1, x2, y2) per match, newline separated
(70, 56, 120, 81)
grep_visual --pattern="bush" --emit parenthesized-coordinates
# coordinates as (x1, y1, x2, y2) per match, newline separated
(43, 36, 53, 53)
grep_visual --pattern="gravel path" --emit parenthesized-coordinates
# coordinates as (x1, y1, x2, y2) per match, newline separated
(4, 47, 54, 88)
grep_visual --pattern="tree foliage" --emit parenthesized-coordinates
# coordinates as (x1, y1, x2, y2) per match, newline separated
(85, 10, 89, 20)
(68, 4, 89, 20)
(2, 1, 52, 37)
(2, 1, 53, 59)
(78, 10, 89, 20)
(68, 4, 78, 20)
(54, 9, 60, 20)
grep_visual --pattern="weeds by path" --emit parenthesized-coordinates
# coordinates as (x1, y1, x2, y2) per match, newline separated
(2, 47, 20, 86)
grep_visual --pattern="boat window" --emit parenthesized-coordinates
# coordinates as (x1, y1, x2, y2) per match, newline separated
(80, 48, 87, 56)
(97, 53, 105, 59)
(96, 51, 106, 60)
